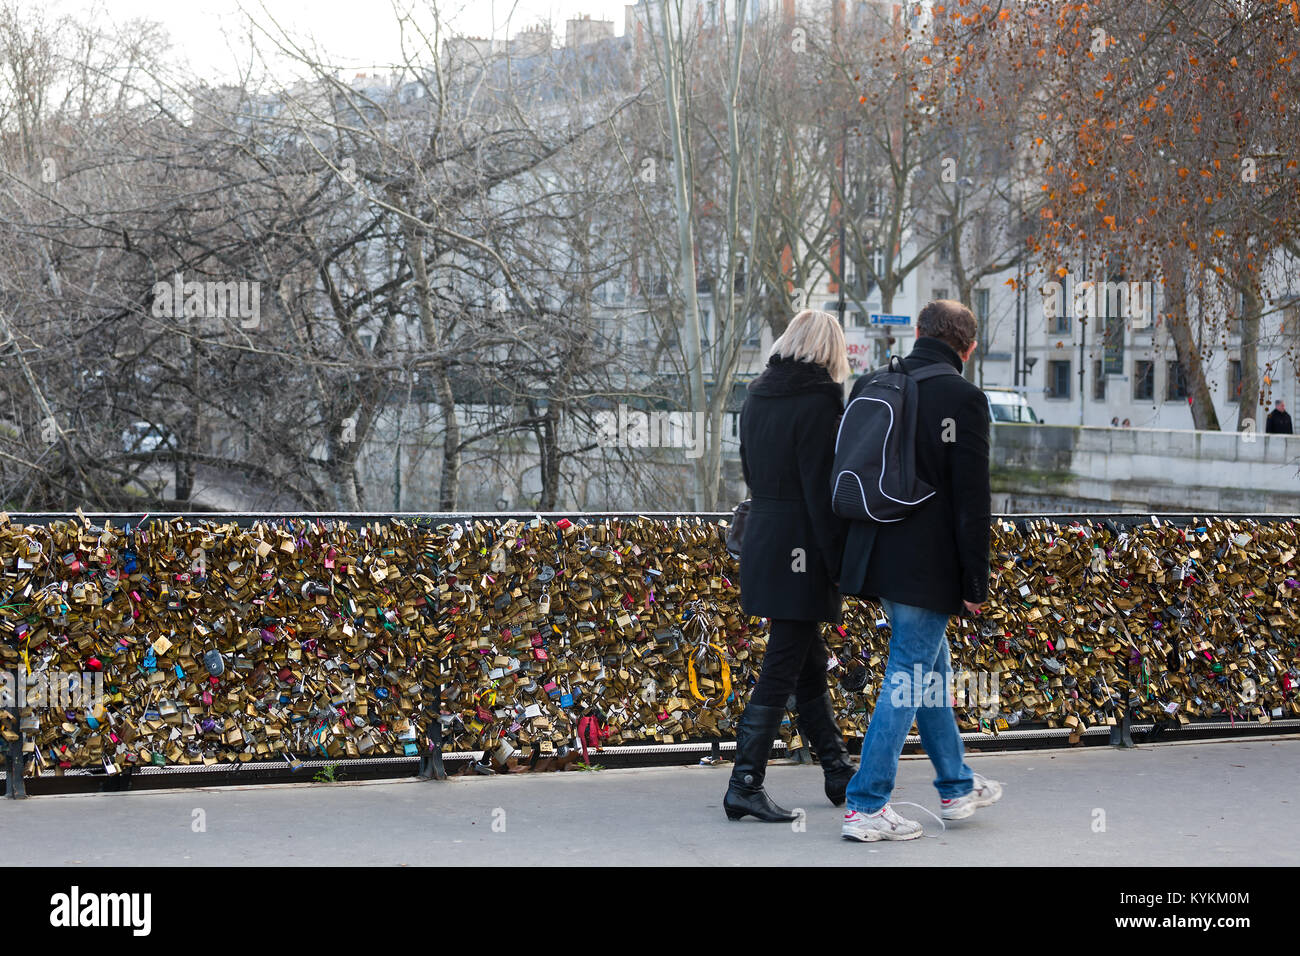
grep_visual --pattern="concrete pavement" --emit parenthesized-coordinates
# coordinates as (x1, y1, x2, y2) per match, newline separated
(2, 736, 1295, 866)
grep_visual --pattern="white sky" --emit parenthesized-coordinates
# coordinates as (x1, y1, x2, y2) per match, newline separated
(33, 0, 633, 83)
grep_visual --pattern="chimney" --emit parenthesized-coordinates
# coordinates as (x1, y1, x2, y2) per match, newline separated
(565, 13, 615, 48)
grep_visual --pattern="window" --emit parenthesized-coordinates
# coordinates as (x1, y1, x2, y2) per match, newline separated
(1283, 303, 1300, 339)
(1102, 272, 1126, 373)
(700, 309, 711, 349)
(937, 216, 953, 263)
(1165, 361, 1188, 401)
(1228, 359, 1242, 402)
(1093, 359, 1105, 400)
(845, 262, 866, 298)
(1047, 360, 1071, 399)
(866, 246, 885, 281)
(1133, 360, 1154, 400)
(863, 182, 885, 218)
(1050, 312, 1072, 334)
(932, 287, 949, 302)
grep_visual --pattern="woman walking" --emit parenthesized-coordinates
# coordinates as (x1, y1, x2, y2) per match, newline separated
(726, 309, 852, 822)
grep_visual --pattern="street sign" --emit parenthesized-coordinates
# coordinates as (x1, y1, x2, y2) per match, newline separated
(870, 313, 911, 325)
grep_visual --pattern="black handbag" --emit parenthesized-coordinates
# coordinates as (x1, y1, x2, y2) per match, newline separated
(724, 499, 750, 559)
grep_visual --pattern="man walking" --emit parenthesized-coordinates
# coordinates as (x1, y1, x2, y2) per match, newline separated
(837, 300, 1001, 842)
(1266, 400, 1293, 435)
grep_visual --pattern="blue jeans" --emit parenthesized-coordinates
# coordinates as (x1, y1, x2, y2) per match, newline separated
(844, 598, 974, 813)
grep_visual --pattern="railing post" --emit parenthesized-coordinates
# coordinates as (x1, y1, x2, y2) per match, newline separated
(418, 682, 447, 780)
(5, 666, 27, 798)
(1109, 658, 1135, 748)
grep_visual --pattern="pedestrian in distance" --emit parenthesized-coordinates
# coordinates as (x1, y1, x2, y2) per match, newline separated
(1266, 400, 1293, 434)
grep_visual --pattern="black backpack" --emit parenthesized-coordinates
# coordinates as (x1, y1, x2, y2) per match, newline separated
(831, 355, 961, 522)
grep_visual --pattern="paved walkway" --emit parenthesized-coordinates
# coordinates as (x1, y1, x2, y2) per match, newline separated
(2, 736, 1295, 866)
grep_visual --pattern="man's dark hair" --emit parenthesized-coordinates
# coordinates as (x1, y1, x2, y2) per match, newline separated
(917, 299, 977, 353)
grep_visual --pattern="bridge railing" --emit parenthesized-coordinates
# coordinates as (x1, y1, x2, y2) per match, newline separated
(1, 510, 1296, 796)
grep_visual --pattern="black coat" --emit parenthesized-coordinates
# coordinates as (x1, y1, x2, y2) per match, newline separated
(738, 356, 846, 624)
(1266, 409, 1293, 434)
(839, 337, 991, 616)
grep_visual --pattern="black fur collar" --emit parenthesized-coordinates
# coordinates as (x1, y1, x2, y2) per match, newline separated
(748, 356, 844, 405)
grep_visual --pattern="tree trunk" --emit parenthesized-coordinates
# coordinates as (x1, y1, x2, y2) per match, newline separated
(657, 6, 708, 510)
(538, 401, 560, 510)
(433, 366, 460, 510)
(1238, 283, 1262, 435)
(175, 331, 202, 503)
(1163, 257, 1219, 430)
(398, 211, 460, 510)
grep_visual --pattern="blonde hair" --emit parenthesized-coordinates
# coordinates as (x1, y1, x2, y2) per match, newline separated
(769, 309, 850, 383)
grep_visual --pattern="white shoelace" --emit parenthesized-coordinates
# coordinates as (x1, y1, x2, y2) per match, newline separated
(890, 802, 947, 837)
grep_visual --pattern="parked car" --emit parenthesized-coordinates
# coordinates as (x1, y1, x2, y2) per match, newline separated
(122, 421, 175, 453)
(983, 388, 1040, 424)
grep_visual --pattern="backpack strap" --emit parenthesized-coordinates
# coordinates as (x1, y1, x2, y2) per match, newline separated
(908, 363, 963, 383)
(856, 357, 960, 390)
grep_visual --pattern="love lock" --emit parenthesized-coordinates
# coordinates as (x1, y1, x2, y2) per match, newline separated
(639, 678, 658, 705)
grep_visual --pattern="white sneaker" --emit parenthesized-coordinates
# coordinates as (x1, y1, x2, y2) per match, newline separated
(940, 773, 1003, 820)
(841, 804, 924, 842)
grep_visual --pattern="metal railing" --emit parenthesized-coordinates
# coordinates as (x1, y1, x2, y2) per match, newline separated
(2, 509, 1295, 797)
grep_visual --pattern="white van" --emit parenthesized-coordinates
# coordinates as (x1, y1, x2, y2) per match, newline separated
(983, 388, 1039, 424)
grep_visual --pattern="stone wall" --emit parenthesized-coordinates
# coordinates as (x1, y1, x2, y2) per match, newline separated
(991, 423, 1300, 513)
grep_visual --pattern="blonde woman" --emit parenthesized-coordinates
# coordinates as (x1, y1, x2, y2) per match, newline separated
(726, 309, 852, 822)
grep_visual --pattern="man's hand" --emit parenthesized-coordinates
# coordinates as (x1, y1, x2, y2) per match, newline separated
(963, 600, 984, 616)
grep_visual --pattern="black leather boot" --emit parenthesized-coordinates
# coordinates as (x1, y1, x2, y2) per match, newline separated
(796, 691, 855, 806)
(724, 703, 798, 822)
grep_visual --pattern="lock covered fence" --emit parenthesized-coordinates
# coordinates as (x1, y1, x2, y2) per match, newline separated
(1, 510, 1297, 794)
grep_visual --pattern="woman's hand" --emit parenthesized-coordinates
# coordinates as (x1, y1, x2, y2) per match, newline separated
(962, 600, 983, 616)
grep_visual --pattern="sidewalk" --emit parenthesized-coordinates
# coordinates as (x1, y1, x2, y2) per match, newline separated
(2, 737, 1295, 866)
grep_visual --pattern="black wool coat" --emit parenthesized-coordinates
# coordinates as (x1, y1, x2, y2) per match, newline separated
(738, 356, 846, 624)
(839, 337, 992, 616)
